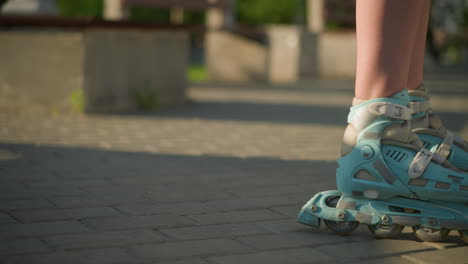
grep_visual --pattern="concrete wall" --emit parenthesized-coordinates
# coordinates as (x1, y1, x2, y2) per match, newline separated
(84, 29, 188, 112)
(0, 31, 84, 112)
(206, 31, 267, 83)
(268, 26, 319, 83)
(299, 32, 319, 79)
(0, 29, 188, 113)
(318, 32, 356, 78)
(267, 26, 301, 83)
(206, 27, 356, 83)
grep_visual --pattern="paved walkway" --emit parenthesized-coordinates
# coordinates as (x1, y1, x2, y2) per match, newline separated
(0, 79, 467, 264)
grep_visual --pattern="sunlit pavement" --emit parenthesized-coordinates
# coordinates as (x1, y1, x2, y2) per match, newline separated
(0, 79, 467, 263)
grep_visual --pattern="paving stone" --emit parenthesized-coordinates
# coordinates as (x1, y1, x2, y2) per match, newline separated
(45, 229, 165, 250)
(421, 230, 465, 249)
(259, 219, 311, 233)
(156, 259, 209, 264)
(355, 256, 416, 264)
(116, 202, 218, 216)
(12, 207, 122, 223)
(26, 179, 112, 189)
(83, 215, 195, 231)
(237, 231, 348, 251)
(24, 186, 87, 197)
(402, 246, 468, 264)
(213, 173, 315, 189)
(0, 248, 136, 264)
(160, 223, 272, 240)
(188, 209, 286, 225)
(130, 239, 253, 261)
(0, 221, 88, 239)
(316, 240, 435, 262)
(1, 82, 467, 264)
(50, 195, 151, 208)
(204, 196, 298, 211)
(0, 199, 55, 211)
(270, 205, 302, 218)
(423, 240, 464, 250)
(0, 171, 60, 181)
(0, 239, 49, 255)
(0, 185, 34, 200)
(0, 213, 17, 224)
(81, 185, 161, 196)
(209, 247, 334, 264)
(147, 189, 233, 203)
(229, 184, 306, 198)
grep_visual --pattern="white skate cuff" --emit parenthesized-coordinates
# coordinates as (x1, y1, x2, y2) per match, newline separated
(453, 133, 466, 145)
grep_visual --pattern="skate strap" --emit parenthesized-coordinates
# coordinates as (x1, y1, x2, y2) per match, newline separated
(436, 131, 454, 159)
(409, 101, 431, 114)
(368, 102, 412, 120)
(409, 148, 434, 178)
(436, 131, 467, 157)
(453, 132, 466, 145)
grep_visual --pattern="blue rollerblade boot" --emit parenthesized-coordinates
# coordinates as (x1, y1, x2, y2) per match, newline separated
(409, 84, 468, 170)
(297, 89, 468, 243)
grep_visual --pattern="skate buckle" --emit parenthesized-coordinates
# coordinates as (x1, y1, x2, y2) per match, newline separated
(392, 107, 403, 117)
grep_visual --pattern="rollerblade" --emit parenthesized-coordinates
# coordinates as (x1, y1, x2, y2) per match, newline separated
(409, 84, 468, 170)
(297, 89, 468, 243)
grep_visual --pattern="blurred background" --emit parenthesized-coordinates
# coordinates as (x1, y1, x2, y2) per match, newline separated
(0, 0, 467, 113)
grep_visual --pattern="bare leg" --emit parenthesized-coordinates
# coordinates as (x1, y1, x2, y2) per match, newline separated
(407, 0, 431, 90)
(355, 0, 425, 100)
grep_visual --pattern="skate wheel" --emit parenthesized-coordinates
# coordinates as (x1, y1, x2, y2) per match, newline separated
(324, 219, 360, 235)
(413, 226, 450, 242)
(323, 195, 359, 235)
(459, 230, 468, 244)
(368, 224, 404, 239)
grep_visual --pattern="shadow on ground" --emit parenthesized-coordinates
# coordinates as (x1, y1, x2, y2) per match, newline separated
(1, 144, 466, 262)
(157, 101, 350, 126)
(0, 143, 337, 204)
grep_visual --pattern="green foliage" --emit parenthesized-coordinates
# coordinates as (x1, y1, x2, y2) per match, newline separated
(324, 1, 355, 30)
(188, 64, 207, 83)
(463, 6, 468, 28)
(132, 81, 160, 110)
(54, 0, 311, 26)
(236, 0, 301, 25)
(55, 0, 103, 18)
(128, 8, 205, 24)
(184, 10, 205, 24)
(129, 7, 170, 22)
(69, 88, 85, 112)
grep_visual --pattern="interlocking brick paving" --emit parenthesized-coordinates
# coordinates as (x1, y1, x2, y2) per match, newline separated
(0, 79, 467, 263)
